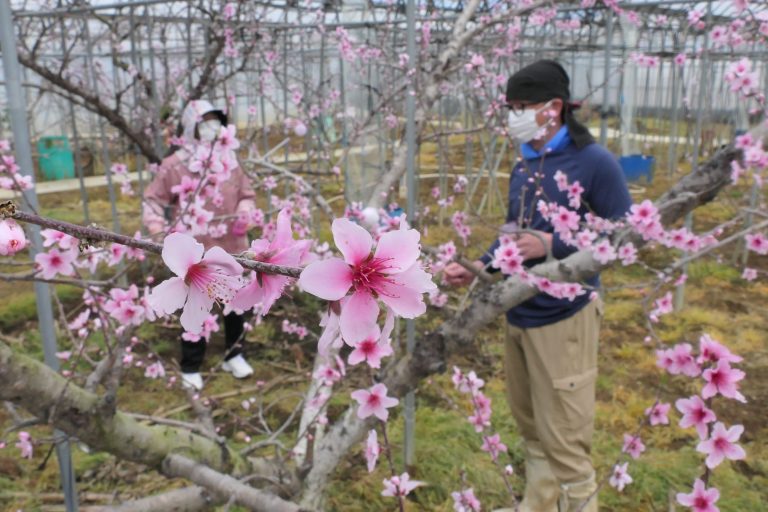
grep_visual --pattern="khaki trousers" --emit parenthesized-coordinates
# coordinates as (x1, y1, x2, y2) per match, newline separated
(504, 299, 603, 485)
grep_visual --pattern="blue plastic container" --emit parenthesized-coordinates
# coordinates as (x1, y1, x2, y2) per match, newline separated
(37, 136, 75, 180)
(618, 154, 655, 183)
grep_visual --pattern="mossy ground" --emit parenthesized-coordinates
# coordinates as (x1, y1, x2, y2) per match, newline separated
(0, 137, 766, 511)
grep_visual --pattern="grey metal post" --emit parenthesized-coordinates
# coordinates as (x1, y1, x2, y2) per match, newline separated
(58, 11, 90, 223)
(82, 17, 121, 235)
(668, 32, 681, 176)
(599, 9, 613, 146)
(676, 3, 711, 311)
(0, 2, 78, 510)
(129, 7, 147, 238)
(337, 10, 350, 206)
(403, 0, 417, 467)
(145, 6, 165, 156)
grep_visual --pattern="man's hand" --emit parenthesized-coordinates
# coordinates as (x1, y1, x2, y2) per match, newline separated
(444, 260, 486, 287)
(515, 231, 553, 261)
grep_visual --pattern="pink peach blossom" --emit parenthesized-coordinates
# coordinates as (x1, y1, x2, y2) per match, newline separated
(0, 220, 27, 255)
(148, 232, 243, 333)
(451, 488, 482, 512)
(382, 472, 424, 498)
(622, 434, 646, 459)
(745, 233, 768, 255)
(696, 422, 746, 469)
(645, 402, 671, 426)
(348, 323, 394, 369)
(299, 218, 434, 344)
(698, 334, 742, 365)
(677, 478, 720, 512)
(35, 247, 77, 280)
(231, 208, 310, 316)
(351, 383, 399, 421)
(609, 462, 632, 491)
(481, 433, 507, 462)
(676, 395, 717, 439)
(365, 429, 380, 473)
(16, 431, 33, 459)
(702, 360, 746, 403)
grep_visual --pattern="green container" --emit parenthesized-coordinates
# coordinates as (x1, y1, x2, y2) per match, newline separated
(37, 136, 75, 180)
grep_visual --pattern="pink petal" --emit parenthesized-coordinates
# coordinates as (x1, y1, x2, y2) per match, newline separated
(180, 287, 215, 333)
(340, 290, 380, 344)
(229, 275, 266, 312)
(351, 389, 369, 404)
(332, 218, 372, 266)
(258, 275, 289, 315)
(373, 228, 420, 273)
(723, 443, 746, 461)
(348, 347, 367, 366)
(162, 232, 204, 277)
(202, 246, 243, 275)
(148, 277, 188, 315)
(377, 266, 433, 318)
(299, 258, 353, 300)
(726, 424, 744, 442)
(271, 208, 294, 250)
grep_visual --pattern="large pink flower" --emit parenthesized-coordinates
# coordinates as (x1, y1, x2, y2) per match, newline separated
(676, 395, 717, 440)
(230, 208, 310, 316)
(348, 308, 395, 369)
(351, 383, 399, 421)
(299, 218, 435, 343)
(676, 479, 720, 512)
(701, 360, 746, 403)
(0, 220, 27, 256)
(696, 422, 746, 469)
(148, 233, 243, 333)
(35, 247, 77, 279)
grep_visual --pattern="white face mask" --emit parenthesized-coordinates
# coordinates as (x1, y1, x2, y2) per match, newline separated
(507, 101, 553, 143)
(197, 119, 222, 142)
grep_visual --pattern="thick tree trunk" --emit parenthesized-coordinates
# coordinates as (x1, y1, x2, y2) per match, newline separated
(0, 341, 250, 475)
(91, 486, 222, 512)
(162, 455, 307, 512)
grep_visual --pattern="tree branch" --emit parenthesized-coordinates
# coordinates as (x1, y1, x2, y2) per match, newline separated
(162, 454, 307, 512)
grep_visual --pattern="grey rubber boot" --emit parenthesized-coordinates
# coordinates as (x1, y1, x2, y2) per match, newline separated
(494, 442, 559, 512)
(559, 472, 598, 512)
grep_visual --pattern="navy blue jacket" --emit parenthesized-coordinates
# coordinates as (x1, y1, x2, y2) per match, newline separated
(480, 132, 632, 328)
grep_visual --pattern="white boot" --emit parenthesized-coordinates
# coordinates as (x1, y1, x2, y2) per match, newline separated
(181, 372, 204, 391)
(559, 472, 598, 512)
(222, 354, 254, 379)
(493, 442, 559, 512)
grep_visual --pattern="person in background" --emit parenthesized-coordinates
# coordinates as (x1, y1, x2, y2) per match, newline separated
(444, 60, 632, 512)
(144, 99, 257, 391)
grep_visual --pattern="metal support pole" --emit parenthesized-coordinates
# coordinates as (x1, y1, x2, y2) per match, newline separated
(82, 18, 121, 235)
(599, 9, 613, 146)
(0, 2, 78, 510)
(403, 0, 417, 467)
(676, 3, 711, 311)
(58, 11, 90, 223)
(668, 32, 681, 176)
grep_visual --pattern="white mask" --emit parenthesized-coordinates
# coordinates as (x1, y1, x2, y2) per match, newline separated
(507, 101, 553, 143)
(197, 119, 221, 142)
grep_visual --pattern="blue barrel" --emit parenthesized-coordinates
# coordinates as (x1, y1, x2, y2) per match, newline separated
(618, 154, 654, 183)
(37, 136, 75, 180)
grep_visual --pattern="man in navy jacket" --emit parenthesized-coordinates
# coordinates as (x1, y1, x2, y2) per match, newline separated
(445, 60, 632, 512)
